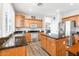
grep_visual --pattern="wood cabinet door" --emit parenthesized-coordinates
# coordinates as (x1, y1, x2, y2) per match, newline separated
(25, 32, 31, 43)
(46, 38, 50, 53)
(56, 39, 66, 56)
(24, 20, 29, 27)
(49, 39, 56, 56)
(41, 35, 44, 48)
(0, 46, 26, 56)
(37, 20, 43, 28)
(63, 15, 79, 26)
(37, 21, 41, 28)
(43, 36, 47, 50)
(45, 36, 47, 50)
(15, 15, 24, 28)
(75, 16, 79, 26)
(74, 35, 79, 43)
(39, 35, 42, 46)
(48, 39, 52, 55)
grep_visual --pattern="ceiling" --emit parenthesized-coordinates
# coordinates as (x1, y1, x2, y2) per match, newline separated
(13, 3, 79, 17)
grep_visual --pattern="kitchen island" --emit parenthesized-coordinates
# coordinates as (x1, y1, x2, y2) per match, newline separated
(39, 32, 67, 56)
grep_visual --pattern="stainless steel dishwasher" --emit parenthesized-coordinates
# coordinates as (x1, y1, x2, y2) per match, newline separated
(31, 32, 38, 42)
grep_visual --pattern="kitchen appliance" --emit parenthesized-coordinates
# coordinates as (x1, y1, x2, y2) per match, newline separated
(31, 32, 38, 42)
(65, 20, 76, 47)
(30, 24, 37, 29)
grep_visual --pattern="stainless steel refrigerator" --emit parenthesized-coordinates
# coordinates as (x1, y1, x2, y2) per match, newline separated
(65, 20, 76, 47)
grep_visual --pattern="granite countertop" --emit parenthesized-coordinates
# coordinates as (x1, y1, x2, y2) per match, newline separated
(0, 44, 27, 50)
(0, 36, 27, 50)
(41, 34, 66, 39)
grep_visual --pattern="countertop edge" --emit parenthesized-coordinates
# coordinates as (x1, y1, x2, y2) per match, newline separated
(41, 34, 67, 39)
(0, 44, 27, 50)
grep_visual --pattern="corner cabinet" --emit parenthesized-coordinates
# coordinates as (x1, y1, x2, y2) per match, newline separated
(15, 15, 25, 28)
(0, 3, 15, 38)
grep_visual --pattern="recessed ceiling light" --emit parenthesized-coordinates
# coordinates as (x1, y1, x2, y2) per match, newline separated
(33, 3, 43, 7)
(28, 9, 32, 13)
(70, 3, 74, 6)
(37, 3, 43, 6)
(56, 9, 60, 12)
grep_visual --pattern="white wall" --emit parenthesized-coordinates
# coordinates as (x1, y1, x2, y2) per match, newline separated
(43, 16, 52, 33)
(43, 11, 62, 36)
(50, 11, 61, 35)
(62, 10, 79, 18)
(0, 4, 3, 37)
(0, 3, 15, 38)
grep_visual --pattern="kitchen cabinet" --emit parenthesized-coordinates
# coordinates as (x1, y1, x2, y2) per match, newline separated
(49, 39, 56, 56)
(24, 19, 30, 28)
(24, 19, 43, 28)
(63, 15, 79, 26)
(75, 15, 79, 26)
(25, 32, 31, 43)
(39, 33, 66, 56)
(15, 15, 25, 28)
(43, 35, 47, 50)
(55, 38, 66, 56)
(34, 20, 43, 28)
(38, 32, 44, 41)
(74, 35, 79, 43)
(63, 15, 79, 44)
(40, 35, 44, 48)
(46, 37, 51, 53)
(0, 46, 27, 56)
(66, 43, 79, 56)
(48, 37, 66, 56)
(0, 3, 15, 38)
(39, 33, 44, 48)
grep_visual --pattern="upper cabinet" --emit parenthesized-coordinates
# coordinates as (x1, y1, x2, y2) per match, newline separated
(0, 3, 15, 38)
(15, 15, 25, 28)
(24, 19, 43, 28)
(63, 15, 79, 26)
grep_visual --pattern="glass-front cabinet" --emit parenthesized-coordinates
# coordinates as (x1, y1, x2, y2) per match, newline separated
(0, 3, 15, 38)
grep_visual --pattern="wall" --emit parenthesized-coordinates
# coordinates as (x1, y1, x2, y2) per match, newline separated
(0, 3, 15, 38)
(0, 4, 2, 37)
(43, 11, 62, 36)
(43, 16, 52, 33)
(50, 11, 61, 35)
(62, 10, 79, 18)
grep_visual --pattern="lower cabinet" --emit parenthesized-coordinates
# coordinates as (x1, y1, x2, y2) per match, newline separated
(25, 32, 31, 43)
(48, 39, 56, 56)
(39, 33, 66, 56)
(42, 35, 47, 50)
(74, 35, 79, 43)
(0, 46, 27, 56)
(46, 39, 50, 53)
(38, 32, 44, 41)
(40, 35, 44, 48)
